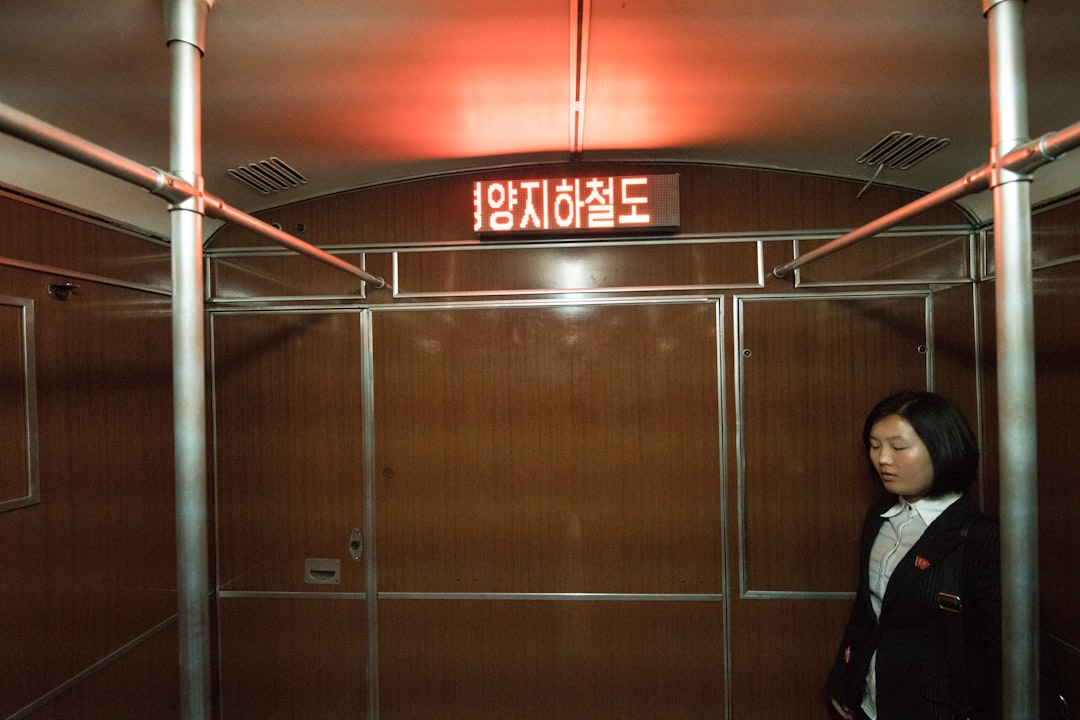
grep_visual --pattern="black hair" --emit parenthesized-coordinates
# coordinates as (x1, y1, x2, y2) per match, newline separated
(862, 391, 979, 496)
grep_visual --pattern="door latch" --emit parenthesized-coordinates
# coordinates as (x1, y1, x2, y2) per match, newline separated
(349, 528, 363, 561)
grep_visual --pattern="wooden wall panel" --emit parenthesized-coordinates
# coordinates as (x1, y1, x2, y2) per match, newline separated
(209, 252, 369, 300)
(727, 599, 853, 720)
(217, 598, 367, 720)
(1030, 261, 1080, 648)
(206, 163, 972, 251)
(0, 266, 176, 718)
(212, 311, 366, 593)
(23, 624, 180, 720)
(0, 299, 31, 504)
(795, 232, 972, 286)
(0, 192, 171, 291)
(378, 599, 724, 720)
(926, 283, 982, 496)
(392, 240, 762, 298)
(736, 294, 931, 594)
(372, 301, 722, 595)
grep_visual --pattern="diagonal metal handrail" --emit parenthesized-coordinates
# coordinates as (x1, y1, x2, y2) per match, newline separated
(771, 118, 1080, 280)
(0, 100, 388, 290)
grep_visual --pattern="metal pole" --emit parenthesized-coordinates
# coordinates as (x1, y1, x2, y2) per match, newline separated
(164, 2, 212, 718)
(0, 103, 388, 288)
(770, 116, 1080, 280)
(984, 2, 1040, 720)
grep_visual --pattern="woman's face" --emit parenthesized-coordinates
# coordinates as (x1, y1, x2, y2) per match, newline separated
(868, 414, 935, 502)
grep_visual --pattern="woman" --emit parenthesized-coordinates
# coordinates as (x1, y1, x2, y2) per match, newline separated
(827, 391, 1001, 720)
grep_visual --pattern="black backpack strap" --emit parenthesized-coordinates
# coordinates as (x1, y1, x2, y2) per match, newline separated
(939, 518, 974, 720)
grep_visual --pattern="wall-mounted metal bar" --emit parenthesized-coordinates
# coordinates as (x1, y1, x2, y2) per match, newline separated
(772, 167, 990, 279)
(0, 102, 388, 290)
(771, 118, 1080, 280)
(202, 196, 385, 287)
(0, 255, 172, 296)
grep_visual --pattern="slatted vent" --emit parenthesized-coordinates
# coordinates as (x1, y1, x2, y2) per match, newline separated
(856, 131, 950, 170)
(226, 157, 308, 194)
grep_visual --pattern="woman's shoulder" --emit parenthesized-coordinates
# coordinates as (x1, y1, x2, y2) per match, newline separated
(951, 494, 999, 533)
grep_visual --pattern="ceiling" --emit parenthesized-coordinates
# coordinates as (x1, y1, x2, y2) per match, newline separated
(2, 0, 1079, 242)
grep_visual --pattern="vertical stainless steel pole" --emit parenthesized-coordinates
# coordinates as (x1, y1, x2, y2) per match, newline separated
(165, 1, 212, 718)
(984, 1, 1039, 719)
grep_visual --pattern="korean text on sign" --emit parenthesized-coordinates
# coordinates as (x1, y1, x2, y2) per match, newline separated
(473, 174, 679, 235)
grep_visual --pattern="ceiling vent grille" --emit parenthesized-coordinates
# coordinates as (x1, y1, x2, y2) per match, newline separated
(226, 157, 308, 194)
(856, 131, 950, 170)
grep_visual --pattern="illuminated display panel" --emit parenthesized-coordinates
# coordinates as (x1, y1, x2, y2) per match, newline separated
(474, 174, 679, 236)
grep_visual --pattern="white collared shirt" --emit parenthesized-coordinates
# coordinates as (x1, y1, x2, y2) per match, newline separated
(883, 491, 962, 529)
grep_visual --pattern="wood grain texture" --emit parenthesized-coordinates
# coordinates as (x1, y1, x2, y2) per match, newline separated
(373, 301, 722, 595)
(378, 598, 724, 720)
(212, 311, 366, 593)
(218, 597, 367, 720)
(0, 267, 175, 718)
(736, 294, 931, 593)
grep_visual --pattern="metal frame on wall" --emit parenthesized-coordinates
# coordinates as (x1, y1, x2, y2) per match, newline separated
(0, 0, 1072, 717)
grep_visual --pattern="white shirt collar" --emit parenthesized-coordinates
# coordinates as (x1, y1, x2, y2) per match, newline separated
(880, 491, 962, 527)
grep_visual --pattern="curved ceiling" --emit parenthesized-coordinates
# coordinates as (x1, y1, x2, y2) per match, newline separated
(1, 0, 1078, 241)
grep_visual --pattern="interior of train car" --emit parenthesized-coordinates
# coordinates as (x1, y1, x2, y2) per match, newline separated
(1, 1, 1078, 718)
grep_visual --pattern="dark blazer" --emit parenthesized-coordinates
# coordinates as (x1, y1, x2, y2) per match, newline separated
(827, 493, 1001, 720)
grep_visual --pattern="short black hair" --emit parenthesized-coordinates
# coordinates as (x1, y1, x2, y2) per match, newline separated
(862, 391, 979, 496)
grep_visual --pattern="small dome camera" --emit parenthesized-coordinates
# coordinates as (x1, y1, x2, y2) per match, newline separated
(47, 282, 79, 301)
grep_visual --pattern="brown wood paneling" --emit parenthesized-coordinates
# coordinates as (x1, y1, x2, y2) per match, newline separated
(925, 283, 982, 497)
(0, 299, 31, 504)
(1032, 262, 1080, 646)
(378, 598, 724, 720)
(218, 597, 367, 720)
(206, 162, 972, 252)
(393, 240, 762, 298)
(372, 300, 722, 594)
(0, 268, 175, 718)
(796, 232, 972, 286)
(24, 624, 180, 720)
(727, 598, 852, 720)
(212, 311, 366, 593)
(985, 195, 1080, 276)
(737, 294, 931, 593)
(209, 252, 369, 300)
(0, 192, 171, 290)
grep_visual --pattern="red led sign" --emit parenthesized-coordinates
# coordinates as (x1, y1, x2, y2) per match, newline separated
(473, 174, 679, 236)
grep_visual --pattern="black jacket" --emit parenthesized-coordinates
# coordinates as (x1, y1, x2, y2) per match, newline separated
(827, 493, 1002, 720)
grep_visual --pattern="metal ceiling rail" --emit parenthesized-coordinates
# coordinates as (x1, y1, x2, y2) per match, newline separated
(770, 117, 1080, 280)
(0, 101, 388, 290)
